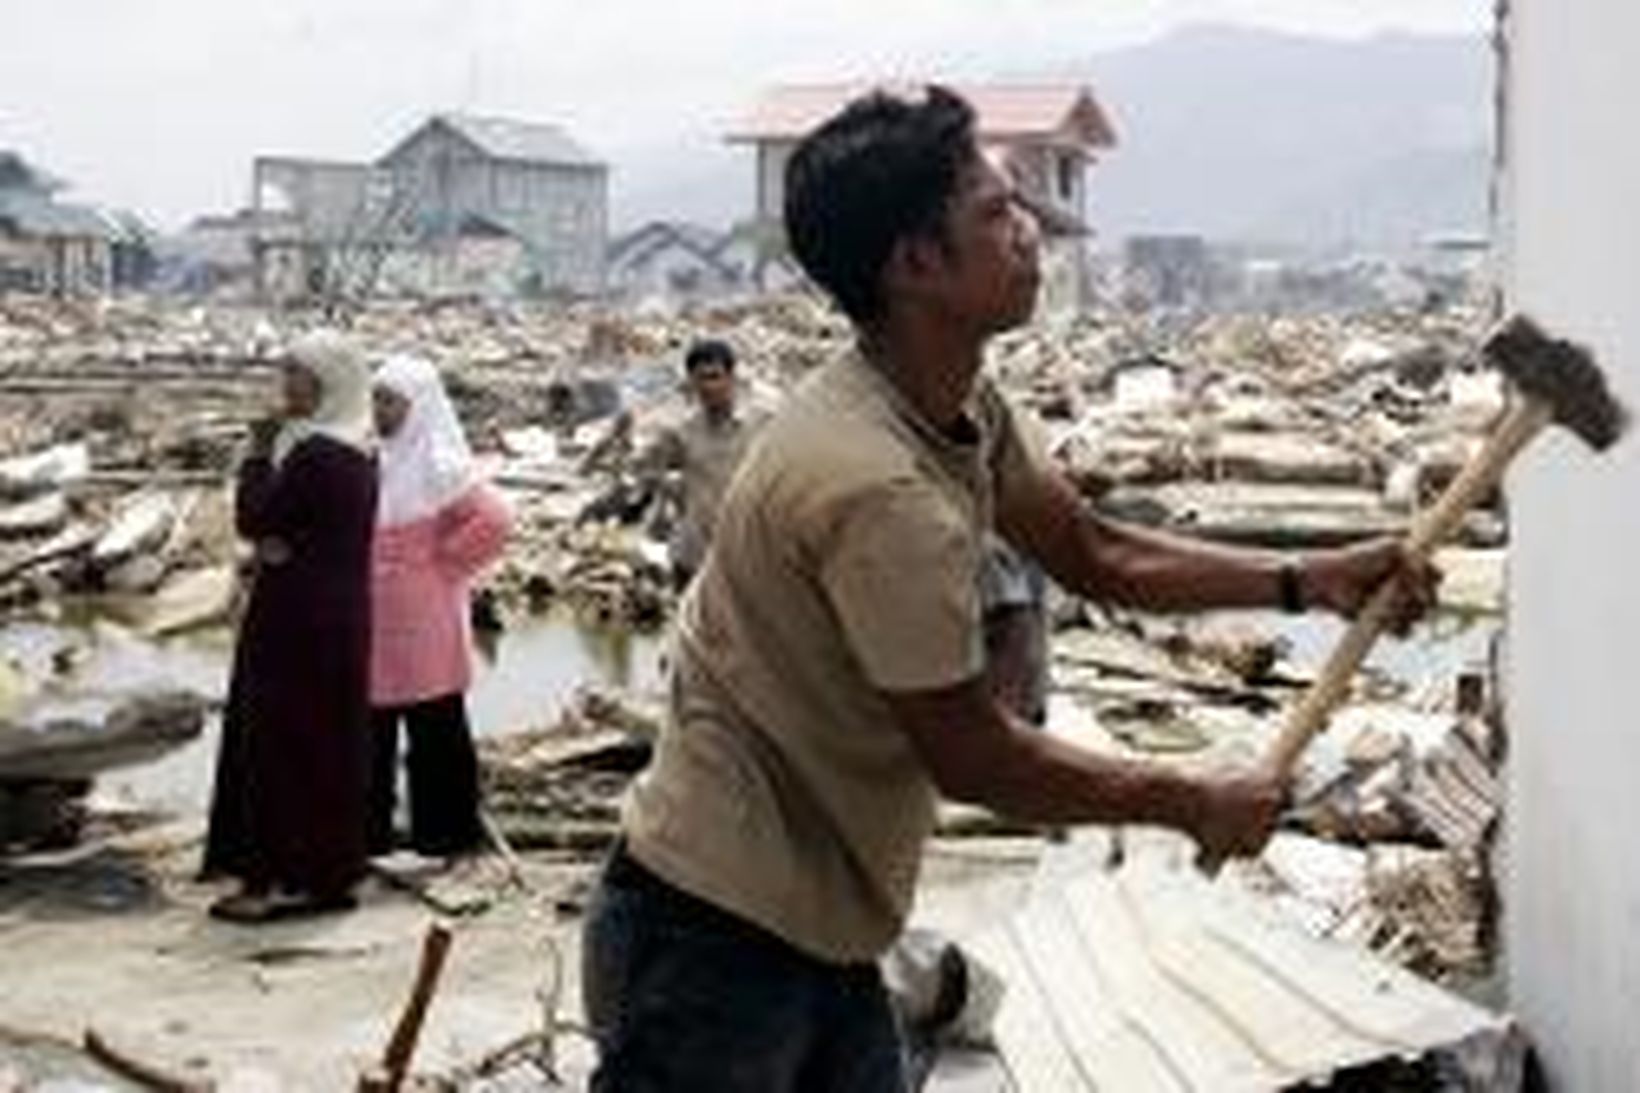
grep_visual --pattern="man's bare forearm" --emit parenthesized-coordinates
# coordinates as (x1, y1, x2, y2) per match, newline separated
(996, 723, 1204, 828)
(1002, 469, 1291, 614)
(934, 705, 1203, 830)
(1020, 498, 1284, 614)
(1001, 467, 1429, 626)
(1066, 511, 1289, 612)
(889, 679, 1282, 859)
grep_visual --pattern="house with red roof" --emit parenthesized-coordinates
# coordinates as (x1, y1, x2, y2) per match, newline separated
(728, 83, 1117, 313)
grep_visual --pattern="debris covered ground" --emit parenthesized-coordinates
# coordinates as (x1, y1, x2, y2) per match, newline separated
(0, 292, 1511, 1089)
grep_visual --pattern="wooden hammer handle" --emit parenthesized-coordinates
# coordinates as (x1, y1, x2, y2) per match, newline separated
(1265, 396, 1552, 778)
(368, 923, 454, 1092)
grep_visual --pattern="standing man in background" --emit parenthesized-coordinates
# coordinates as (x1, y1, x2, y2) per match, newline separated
(629, 338, 767, 589)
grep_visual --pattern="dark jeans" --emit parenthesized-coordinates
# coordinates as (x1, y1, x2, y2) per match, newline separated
(368, 693, 482, 856)
(583, 844, 908, 1093)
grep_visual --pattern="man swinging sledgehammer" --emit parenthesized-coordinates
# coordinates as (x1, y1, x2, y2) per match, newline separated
(580, 85, 1435, 1092)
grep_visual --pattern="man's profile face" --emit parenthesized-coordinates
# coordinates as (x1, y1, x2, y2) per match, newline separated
(921, 148, 1043, 334)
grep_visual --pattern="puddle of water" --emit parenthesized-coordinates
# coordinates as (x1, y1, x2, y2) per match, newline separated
(1, 612, 662, 817)
(0, 619, 231, 720)
(468, 615, 664, 735)
(5, 597, 1486, 818)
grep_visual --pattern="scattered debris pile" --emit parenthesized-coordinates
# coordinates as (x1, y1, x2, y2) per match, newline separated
(478, 685, 659, 853)
(0, 294, 1520, 1083)
(1, 295, 1508, 632)
(0, 294, 853, 634)
(1045, 604, 1504, 987)
(1013, 313, 1510, 549)
(967, 833, 1526, 1090)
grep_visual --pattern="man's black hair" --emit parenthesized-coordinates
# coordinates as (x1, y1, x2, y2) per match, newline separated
(684, 338, 736, 374)
(783, 85, 977, 326)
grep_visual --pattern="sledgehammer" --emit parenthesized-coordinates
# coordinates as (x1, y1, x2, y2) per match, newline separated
(1210, 315, 1627, 869)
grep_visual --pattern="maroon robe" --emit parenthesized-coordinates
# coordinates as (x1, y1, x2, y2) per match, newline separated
(203, 435, 376, 896)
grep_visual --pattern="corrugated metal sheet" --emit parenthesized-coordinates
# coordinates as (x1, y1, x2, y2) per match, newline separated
(963, 836, 1521, 1091)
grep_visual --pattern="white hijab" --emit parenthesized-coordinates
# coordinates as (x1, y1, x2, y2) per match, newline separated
(273, 329, 374, 466)
(374, 354, 477, 527)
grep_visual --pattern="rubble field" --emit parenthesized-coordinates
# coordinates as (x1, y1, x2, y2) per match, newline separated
(0, 293, 1511, 1089)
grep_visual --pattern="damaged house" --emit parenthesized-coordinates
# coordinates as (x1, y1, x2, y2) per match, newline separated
(606, 220, 747, 304)
(251, 113, 608, 303)
(0, 151, 115, 295)
(728, 82, 1116, 313)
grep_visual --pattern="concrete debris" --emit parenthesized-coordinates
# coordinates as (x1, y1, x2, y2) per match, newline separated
(0, 690, 208, 782)
(477, 686, 660, 852)
(1434, 547, 1506, 615)
(1294, 706, 1501, 851)
(0, 491, 68, 540)
(137, 563, 239, 638)
(0, 1025, 135, 1093)
(0, 690, 208, 849)
(1254, 833, 1491, 984)
(490, 523, 670, 629)
(0, 295, 1505, 631)
(91, 490, 181, 567)
(0, 442, 90, 499)
(1017, 309, 1510, 549)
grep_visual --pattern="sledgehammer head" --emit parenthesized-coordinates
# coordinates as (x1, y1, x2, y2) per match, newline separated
(1484, 314, 1630, 451)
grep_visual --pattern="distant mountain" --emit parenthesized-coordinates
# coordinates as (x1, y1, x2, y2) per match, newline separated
(1058, 25, 1494, 251)
(612, 25, 1495, 253)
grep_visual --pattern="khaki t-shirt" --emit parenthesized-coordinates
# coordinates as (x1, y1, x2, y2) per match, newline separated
(625, 350, 1045, 963)
(641, 407, 767, 573)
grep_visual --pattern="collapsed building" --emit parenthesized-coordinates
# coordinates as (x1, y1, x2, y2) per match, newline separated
(0, 151, 151, 296)
(605, 220, 751, 305)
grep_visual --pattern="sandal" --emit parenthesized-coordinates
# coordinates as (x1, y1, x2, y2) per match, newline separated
(208, 890, 277, 923)
(262, 890, 358, 921)
(209, 889, 357, 924)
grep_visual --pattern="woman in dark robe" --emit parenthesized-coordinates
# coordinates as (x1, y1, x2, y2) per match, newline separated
(203, 329, 377, 922)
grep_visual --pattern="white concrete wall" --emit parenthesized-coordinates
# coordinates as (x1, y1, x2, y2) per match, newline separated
(755, 142, 793, 226)
(1502, 2, 1640, 1089)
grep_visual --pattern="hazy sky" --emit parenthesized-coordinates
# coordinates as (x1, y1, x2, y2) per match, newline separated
(0, 0, 1489, 230)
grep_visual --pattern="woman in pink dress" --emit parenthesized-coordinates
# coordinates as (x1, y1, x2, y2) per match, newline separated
(368, 354, 511, 858)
